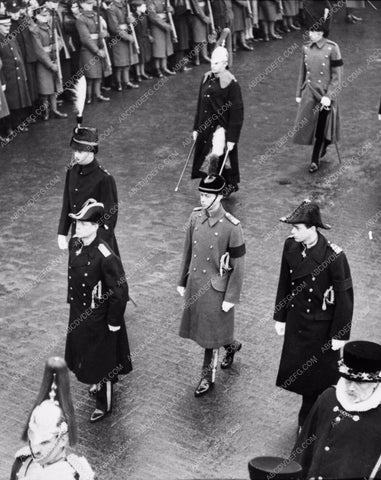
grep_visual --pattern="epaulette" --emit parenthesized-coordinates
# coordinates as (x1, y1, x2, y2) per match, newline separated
(225, 212, 240, 225)
(98, 243, 111, 257)
(328, 241, 342, 254)
(67, 454, 95, 480)
(193, 207, 202, 211)
(326, 39, 338, 46)
(15, 445, 31, 460)
(99, 164, 111, 175)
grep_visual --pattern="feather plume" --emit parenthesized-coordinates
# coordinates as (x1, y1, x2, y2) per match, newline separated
(71, 76, 87, 127)
(206, 153, 219, 177)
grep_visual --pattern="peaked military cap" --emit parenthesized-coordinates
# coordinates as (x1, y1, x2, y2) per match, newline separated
(69, 199, 104, 223)
(280, 199, 331, 229)
(338, 341, 381, 383)
(0, 13, 12, 23)
(248, 456, 302, 479)
(70, 127, 98, 153)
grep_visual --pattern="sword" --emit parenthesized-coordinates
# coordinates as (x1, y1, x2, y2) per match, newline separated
(219, 148, 230, 175)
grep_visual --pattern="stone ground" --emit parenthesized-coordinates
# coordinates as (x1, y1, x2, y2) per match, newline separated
(1, 4, 381, 479)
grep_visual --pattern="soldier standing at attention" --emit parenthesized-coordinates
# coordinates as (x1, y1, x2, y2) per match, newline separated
(57, 125, 120, 256)
(177, 159, 246, 397)
(293, 7, 343, 173)
(273, 200, 354, 430)
(64, 200, 132, 422)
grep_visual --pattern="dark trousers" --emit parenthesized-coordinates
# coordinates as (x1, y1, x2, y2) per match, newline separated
(311, 108, 330, 165)
(298, 393, 319, 427)
(201, 341, 240, 380)
(95, 381, 113, 412)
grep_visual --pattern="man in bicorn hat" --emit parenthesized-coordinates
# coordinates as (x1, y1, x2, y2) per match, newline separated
(57, 125, 120, 256)
(191, 33, 243, 194)
(64, 199, 132, 422)
(273, 200, 353, 429)
(177, 159, 245, 396)
(293, 4, 343, 173)
(10, 356, 95, 479)
(293, 340, 381, 479)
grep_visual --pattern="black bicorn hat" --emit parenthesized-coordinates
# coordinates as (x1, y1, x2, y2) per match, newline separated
(248, 456, 302, 480)
(70, 126, 98, 153)
(198, 153, 226, 194)
(280, 199, 331, 229)
(69, 198, 104, 223)
(338, 341, 381, 383)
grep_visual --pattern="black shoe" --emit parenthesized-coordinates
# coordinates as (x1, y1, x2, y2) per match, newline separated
(124, 81, 139, 89)
(115, 82, 122, 91)
(194, 378, 214, 397)
(51, 110, 68, 119)
(308, 162, 319, 173)
(221, 342, 242, 369)
(96, 95, 110, 102)
(89, 408, 110, 423)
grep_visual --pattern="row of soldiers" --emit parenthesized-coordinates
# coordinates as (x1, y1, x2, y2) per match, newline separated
(0, 0, 305, 144)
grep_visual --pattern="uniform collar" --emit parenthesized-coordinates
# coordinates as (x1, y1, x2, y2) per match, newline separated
(78, 158, 99, 175)
(310, 37, 326, 49)
(201, 204, 225, 227)
(286, 232, 329, 280)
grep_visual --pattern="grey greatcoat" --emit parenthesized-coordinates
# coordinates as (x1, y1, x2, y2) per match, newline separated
(190, 0, 209, 43)
(147, 0, 174, 58)
(106, 1, 138, 67)
(31, 23, 59, 96)
(274, 233, 353, 396)
(293, 37, 343, 145)
(0, 58, 10, 119)
(76, 11, 106, 79)
(178, 205, 245, 349)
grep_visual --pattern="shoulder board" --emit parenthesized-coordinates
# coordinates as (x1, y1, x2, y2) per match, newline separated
(15, 445, 31, 459)
(326, 39, 337, 46)
(225, 212, 240, 225)
(98, 243, 111, 257)
(99, 164, 111, 175)
(67, 454, 95, 480)
(193, 207, 203, 211)
(328, 241, 342, 254)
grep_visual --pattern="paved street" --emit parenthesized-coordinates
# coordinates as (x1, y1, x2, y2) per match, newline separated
(1, 4, 381, 479)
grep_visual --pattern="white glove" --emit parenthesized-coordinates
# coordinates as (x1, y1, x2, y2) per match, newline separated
(222, 301, 234, 312)
(108, 324, 120, 332)
(320, 96, 331, 108)
(226, 141, 235, 152)
(324, 7, 329, 19)
(275, 321, 285, 336)
(57, 234, 69, 250)
(331, 339, 346, 351)
(296, 97, 301, 104)
(378, 114, 381, 121)
(192, 131, 198, 141)
(177, 286, 185, 297)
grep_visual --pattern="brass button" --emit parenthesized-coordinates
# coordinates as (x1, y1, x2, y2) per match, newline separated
(309, 288, 313, 292)
(70, 297, 74, 301)
(307, 309, 310, 313)
(202, 269, 206, 273)
(83, 302, 86, 306)
(214, 232, 218, 236)
(82, 283, 85, 287)
(324, 446, 330, 452)
(194, 240, 197, 244)
(206, 257, 210, 261)
(193, 267, 196, 271)
(290, 269, 293, 273)
(193, 254, 197, 258)
(312, 276, 316, 281)
(210, 245, 213, 249)
(84, 273, 88, 276)
(308, 298, 311, 302)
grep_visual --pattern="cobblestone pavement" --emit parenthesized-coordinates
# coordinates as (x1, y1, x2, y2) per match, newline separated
(1, 5, 381, 480)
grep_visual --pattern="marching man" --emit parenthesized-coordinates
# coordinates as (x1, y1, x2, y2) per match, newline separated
(177, 158, 246, 396)
(273, 200, 354, 430)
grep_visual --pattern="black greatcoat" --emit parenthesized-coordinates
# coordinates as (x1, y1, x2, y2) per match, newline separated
(58, 159, 120, 256)
(192, 71, 244, 185)
(274, 233, 353, 395)
(65, 235, 131, 384)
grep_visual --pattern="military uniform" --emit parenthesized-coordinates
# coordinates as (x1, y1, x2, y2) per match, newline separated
(179, 205, 245, 348)
(57, 159, 120, 255)
(274, 232, 353, 400)
(76, 10, 106, 79)
(10, 446, 94, 480)
(192, 69, 244, 187)
(31, 22, 59, 95)
(64, 233, 131, 385)
(147, 0, 174, 58)
(293, 37, 343, 146)
(189, 0, 209, 44)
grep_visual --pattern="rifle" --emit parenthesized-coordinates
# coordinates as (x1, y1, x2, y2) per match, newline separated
(96, 0, 112, 77)
(247, 0, 254, 27)
(206, 0, 216, 43)
(51, 10, 63, 91)
(165, 0, 178, 43)
(126, 1, 140, 54)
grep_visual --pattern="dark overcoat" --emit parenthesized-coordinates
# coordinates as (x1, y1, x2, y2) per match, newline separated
(147, 0, 174, 58)
(0, 58, 10, 119)
(210, 0, 234, 30)
(57, 159, 120, 255)
(192, 70, 244, 185)
(76, 11, 105, 79)
(172, 1, 192, 52)
(0, 33, 31, 110)
(190, 0, 209, 44)
(65, 235, 131, 384)
(282, 0, 299, 17)
(293, 37, 343, 145)
(293, 385, 381, 479)
(11, 17, 39, 102)
(178, 205, 245, 349)
(31, 23, 58, 96)
(274, 233, 353, 395)
(133, 11, 152, 64)
(106, 2, 138, 67)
